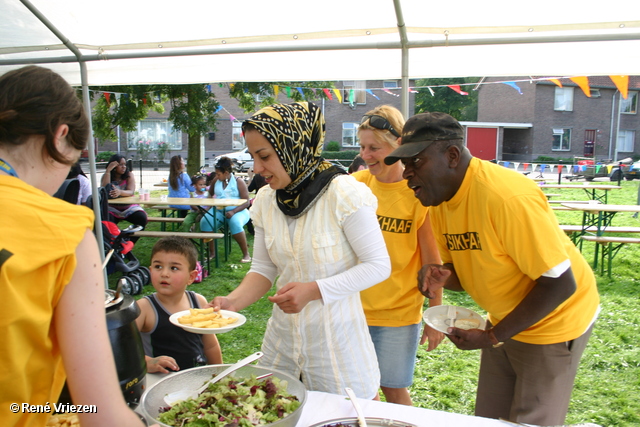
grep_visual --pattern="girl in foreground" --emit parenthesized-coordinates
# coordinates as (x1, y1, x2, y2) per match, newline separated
(0, 65, 146, 427)
(209, 102, 390, 399)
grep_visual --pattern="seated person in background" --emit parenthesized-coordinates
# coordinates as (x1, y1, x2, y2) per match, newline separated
(101, 153, 148, 229)
(199, 156, 252, 263)
(168, 154, 194, 217)
(67, 161, 92, 204)
(135, 236, 223, 373)
(182, 173, 208, 232)
(246, 168, 267, 235)
(348, 155, 367, 174)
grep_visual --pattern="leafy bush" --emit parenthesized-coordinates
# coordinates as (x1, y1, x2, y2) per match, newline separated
(96, 151, 115, 162)
(322, 150, 359, 160)
(325, 141, 341, 151)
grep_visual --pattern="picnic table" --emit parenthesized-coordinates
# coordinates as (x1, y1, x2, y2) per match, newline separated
(561, 203, 640, 276)
(110, 196, 246, 268)
(539, 184, 621, 204)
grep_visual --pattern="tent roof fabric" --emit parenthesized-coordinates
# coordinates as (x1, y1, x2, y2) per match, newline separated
(2, 0, 640, 85)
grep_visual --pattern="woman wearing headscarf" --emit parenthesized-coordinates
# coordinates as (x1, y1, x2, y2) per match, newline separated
(209, 102, 390, 399)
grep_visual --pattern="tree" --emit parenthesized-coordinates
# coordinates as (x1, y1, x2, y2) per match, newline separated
(414, 77, 480, 121)
(91, 81, 335, 176)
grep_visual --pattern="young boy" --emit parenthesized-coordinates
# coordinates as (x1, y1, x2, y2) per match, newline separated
(136, 236, 222, 373)
(181, 173, 208, 232)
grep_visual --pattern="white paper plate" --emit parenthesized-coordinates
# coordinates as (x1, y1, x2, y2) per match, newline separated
(423, 305, 486, 334)
(169, 309, 246, 334)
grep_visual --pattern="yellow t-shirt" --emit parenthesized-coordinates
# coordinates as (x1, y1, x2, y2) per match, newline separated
(429, 158, 599, 344)
(353, 170, 428, 326)
(0, 176, 94, 427)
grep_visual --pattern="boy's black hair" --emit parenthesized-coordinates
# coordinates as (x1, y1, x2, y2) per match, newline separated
(151, 236, 198, 270)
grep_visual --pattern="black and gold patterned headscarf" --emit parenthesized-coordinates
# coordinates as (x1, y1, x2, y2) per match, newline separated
(243, 102, 346, 218)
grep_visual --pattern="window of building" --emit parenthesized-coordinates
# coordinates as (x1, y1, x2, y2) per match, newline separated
(554, 87, 574, 111)
(383, 80, 398, 89)
(552, 128, 571, 151)
(590, 89, 601, 98)
(621, 91, 638, 114)
(127, 119, 182, 150)
(232, 122, 245, 150)
(342, 122, 359, 147)
(617, 130, 635, 152)
(343, 81, 367, 105)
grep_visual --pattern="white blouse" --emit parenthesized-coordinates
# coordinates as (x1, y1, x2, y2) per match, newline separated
(249, 174, 390, 398)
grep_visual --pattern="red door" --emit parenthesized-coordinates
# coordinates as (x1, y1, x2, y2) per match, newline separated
(466, 127, 497, 160)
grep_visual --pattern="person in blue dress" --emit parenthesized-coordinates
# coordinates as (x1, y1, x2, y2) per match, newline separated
(168, 155, 194, 216)
(199, 156, 251, 262)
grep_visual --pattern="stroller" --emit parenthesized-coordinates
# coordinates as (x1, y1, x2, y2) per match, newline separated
(87, 187, 150, 295)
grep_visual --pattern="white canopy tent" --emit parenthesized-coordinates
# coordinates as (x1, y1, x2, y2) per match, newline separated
(2, 0, 640, 268)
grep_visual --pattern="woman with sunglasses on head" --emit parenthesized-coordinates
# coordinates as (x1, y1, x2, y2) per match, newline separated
(199, 156, 252, 262)
(353, 105, 444, 406)
(0, 65, 146, 427)
(208, 102, 390, 399)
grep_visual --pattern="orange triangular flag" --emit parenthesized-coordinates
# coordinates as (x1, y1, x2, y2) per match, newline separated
(610, 76, 629, 99)
(569, 77, 591, 98)
(549, 79, 563, 87)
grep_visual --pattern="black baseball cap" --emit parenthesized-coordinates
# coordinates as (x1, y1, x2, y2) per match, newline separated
(384, 112, 464, 165)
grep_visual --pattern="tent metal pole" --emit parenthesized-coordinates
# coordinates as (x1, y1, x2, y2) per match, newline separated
(20, 0, 107, 285)
(2, 32, 639, 67)
(393, 0, 410, 120)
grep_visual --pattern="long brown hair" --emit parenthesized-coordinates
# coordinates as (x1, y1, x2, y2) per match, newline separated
(169, 155, 183, 190)
(0, 65, 89, 165)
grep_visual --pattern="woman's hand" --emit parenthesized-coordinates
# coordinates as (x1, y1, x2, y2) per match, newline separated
(225, 210, 235, 219)
(108, 185, 121, 198)
(420, 324, 445, 351)
(107, 160, 119, 172)
(268, 282, 321, 313)
(206, 296, 237, 312)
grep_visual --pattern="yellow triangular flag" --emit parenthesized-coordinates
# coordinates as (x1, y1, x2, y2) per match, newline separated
(569, 77, 591, 98)
(273, 85, 279, 98)
(549, 79, 563, 88)
(333, 89, 343, 103)
(610, 76, 629, 99)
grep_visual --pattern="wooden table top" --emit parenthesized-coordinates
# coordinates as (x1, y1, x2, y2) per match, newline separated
(109, 196, 246, 207)
(561, 203, 640, 213)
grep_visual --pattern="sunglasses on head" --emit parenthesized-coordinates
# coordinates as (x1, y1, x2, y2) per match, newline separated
(360, 114, 401, 138)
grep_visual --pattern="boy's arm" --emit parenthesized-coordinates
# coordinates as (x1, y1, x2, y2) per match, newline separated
(135, 298, 151, 332)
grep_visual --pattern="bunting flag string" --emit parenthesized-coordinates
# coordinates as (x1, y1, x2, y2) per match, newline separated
(90, 74, 632, 108)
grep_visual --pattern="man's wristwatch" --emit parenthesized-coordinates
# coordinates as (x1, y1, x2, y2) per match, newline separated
(487, 328, 504, 348)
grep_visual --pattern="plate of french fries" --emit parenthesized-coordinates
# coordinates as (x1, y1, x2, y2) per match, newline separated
(169, 307, 246, 334)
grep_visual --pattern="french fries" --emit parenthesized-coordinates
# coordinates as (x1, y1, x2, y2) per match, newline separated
(47, 413, 80, 427)
(178, 308, 238, 329)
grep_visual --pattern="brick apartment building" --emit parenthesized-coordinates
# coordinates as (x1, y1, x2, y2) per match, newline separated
(95, 80, 416, 165)
(469, 76, 640, 162)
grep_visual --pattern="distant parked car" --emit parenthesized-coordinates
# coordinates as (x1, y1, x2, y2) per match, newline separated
(622, 160, 640, 180)
(213, 147, 253, 172)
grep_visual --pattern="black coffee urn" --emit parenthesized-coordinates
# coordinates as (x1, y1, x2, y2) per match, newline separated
(106, 293, 147, 409)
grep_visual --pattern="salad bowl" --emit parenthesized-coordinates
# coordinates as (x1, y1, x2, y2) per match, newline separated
(140, 364, 307, 427)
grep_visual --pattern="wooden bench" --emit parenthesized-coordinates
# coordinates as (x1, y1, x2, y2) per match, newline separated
(132, 230, 224, 269)
(147, 216, 185, 231)
(580, 235, 640, 277)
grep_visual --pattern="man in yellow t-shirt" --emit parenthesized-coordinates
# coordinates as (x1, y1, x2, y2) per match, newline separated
(385, 112, 599, 426)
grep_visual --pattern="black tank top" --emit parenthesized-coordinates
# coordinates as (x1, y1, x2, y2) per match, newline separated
(144, 291, 207, 369)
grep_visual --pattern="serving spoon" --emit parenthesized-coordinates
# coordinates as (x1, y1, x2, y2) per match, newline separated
(345, 387, 368, 427)
(164, 351, 263, 405)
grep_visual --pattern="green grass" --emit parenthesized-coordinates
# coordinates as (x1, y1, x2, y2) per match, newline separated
(118, 181, 640, 426)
